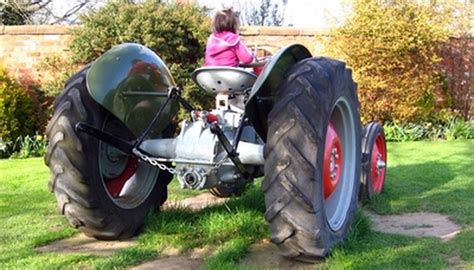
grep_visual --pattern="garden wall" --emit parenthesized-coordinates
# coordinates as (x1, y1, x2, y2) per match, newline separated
(0, 25, 319, 83)
(0, 25, 472, 117)
(0, 25, 74, 86)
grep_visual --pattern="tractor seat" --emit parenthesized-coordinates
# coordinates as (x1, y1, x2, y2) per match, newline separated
(191, 67, 257, 96)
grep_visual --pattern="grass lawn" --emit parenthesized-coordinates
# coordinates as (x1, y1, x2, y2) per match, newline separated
(0, 140, 472, 269)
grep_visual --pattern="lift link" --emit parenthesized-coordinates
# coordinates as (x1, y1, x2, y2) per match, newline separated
(135, 86, 193, 148)
(209, 122, 249, 179)
(75, 122, 135, 155)
(76, 86, 185, 155)
(168, 86, 194, 113)
(232, 115, 248, 153)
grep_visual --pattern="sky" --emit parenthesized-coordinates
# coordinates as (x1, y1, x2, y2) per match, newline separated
(46, 0, 345, 27)
(198, 0, 347, 29)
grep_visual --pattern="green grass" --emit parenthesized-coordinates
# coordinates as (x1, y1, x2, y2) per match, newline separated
(0, 158, 78, 269)
(167, 179, 206, 201)
(0, 140, 472, 269)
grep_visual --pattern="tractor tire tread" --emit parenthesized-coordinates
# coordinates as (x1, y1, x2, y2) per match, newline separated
(264, 57, 360, 260)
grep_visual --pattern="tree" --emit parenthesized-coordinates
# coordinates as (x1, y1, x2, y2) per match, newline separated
(0, 0, 36, 25)
(0, 0, 99, 25)
(238, 0, 286, 26)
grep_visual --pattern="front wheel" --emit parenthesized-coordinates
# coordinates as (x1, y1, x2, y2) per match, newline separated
(44, 66, 172, 239)
(263, 57, 361, 260)
(360, 122, 387, 203)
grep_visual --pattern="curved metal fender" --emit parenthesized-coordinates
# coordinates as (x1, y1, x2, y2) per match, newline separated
(86, 43, 179, 138)
(245, 44, 312, 140)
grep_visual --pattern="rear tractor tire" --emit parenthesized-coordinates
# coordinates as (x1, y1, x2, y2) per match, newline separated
(360, 122, 387, 203)
(263, 57, 361, 260)
(44, 66, 172, 240)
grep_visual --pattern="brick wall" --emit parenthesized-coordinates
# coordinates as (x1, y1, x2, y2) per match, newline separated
(0, 25, 74, 85)
(0, 25, 472, 117)
(0, 25, 321, 83)
(240, 26, 323, 55)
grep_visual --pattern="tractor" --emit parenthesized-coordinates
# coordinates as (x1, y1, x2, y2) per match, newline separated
(45, 43, 387, 260)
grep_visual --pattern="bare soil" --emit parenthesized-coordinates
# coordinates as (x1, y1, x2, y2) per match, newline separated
(366, 211, 461, 240)
(36, 234, 136, 257)
(163, 193, 229, 211)
(37, 194, 463, 269)
(239, 240, 323, 270)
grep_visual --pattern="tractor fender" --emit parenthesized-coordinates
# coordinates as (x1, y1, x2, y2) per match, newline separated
(86, 43, 179, 138)
(244, 44, 312, 140)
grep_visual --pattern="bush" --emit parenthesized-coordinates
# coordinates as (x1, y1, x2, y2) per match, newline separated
(318, 0, 460, 123)
(39, 55, 80, 98)
(0, 66, 35, 142)
(438, 37, 473, 119)
(1, 134, 47, 159)
(384, 113, 473, 142)
(9, 134, 48, 159)
(68, 1, 213, 118)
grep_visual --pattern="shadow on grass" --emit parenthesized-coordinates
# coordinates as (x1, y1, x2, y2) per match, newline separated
(328, 210, 472, 269)
(141, 181, 267, 250)
(367, 159, 474, 224)
(122, 139, 474, 269)
(94, 182, 267, 269)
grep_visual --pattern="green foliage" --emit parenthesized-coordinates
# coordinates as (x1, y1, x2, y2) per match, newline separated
(383, 113, 473, 142)
(39, 55, 80, 98)
(0, 134, 47, 159)
(0, 66, 35, 142)
(318, 0, 459, 123)
(10, 134, 47, 159)
(0, 138, 13, 159)
(68, 1, 213, 116)
(443, 117, 474, 140)
(0, 1, 34, 25)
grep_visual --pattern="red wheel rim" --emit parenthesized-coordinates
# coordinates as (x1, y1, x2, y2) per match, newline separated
(370, 134, 386, 193)
(104, 157, 138, 197)
(323, 123, 343, 200)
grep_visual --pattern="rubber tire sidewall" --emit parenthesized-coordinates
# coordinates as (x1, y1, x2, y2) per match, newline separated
(45, 66, 171, 239)
(360, 122, 387, 203)
(263, 57, 361, 260)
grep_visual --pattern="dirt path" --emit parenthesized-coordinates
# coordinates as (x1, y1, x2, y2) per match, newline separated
(366, 211, 461, 240)
(37, 193, 463, 269)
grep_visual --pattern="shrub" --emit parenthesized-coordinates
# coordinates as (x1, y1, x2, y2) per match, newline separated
(318, 0, 459, 123)
(443, 118, 473, 140)
(438, 37, 473, 119)
(383, 115, 473, 142)
(68, 1, 213, 118)
(0, 66, 35, 142)
(39, 55, 80, 98)
(0, 138, 13, 158)
(8, 134, 48, 159)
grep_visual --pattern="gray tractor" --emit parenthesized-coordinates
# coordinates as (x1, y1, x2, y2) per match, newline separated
(45, 43, 387, 260)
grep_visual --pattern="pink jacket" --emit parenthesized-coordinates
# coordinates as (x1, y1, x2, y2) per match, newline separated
(204, 31, 254, 67)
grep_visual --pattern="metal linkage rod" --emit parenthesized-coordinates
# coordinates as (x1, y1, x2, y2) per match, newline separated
(210, 122, 248, 179)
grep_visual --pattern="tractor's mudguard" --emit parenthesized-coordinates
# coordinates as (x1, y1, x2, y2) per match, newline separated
(245, 44, 312, 140)
(86, 43, 179, 138)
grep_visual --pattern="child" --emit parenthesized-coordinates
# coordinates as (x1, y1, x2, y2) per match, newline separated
(204, 8, 254, 67)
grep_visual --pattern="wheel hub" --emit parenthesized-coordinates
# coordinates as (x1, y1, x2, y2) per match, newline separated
(104, 157, 138, 197)
(98, 116, 158, 206)
(323, 123, 343, 200)
(371, 135, 387, 193)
